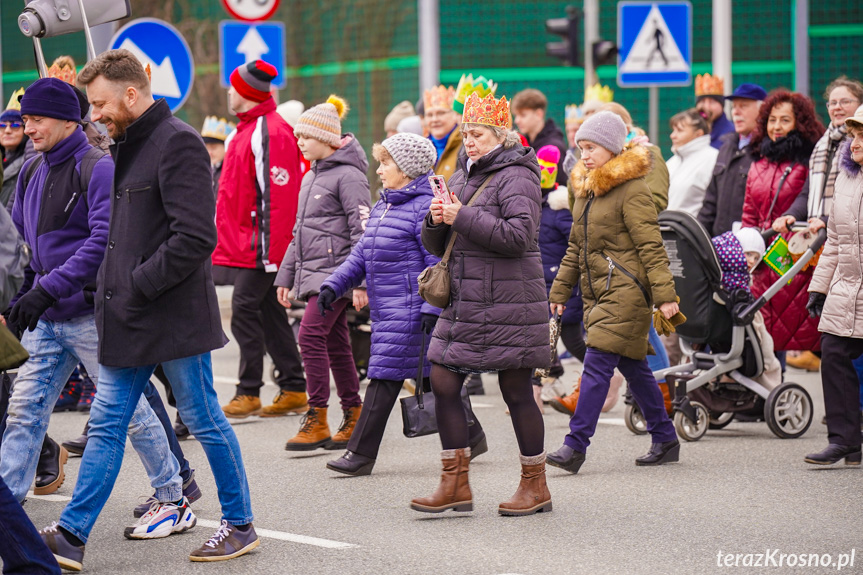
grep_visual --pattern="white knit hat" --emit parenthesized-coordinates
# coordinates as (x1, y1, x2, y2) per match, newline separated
(381, 133, 437, 179)
(733, 227, 766, 256)
(294, 95, 348, 148)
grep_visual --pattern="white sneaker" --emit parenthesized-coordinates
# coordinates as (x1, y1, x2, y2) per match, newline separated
(540, 377, 567, 403)
(124, 497, 197, 540)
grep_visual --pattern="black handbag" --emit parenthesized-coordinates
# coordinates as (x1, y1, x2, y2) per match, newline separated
(400, 330, 475, 438)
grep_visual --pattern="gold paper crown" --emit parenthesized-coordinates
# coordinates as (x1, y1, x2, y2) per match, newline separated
(453, 74, 497, 114)
(462, 92, 511, 130)
(565, 104, 583, 126)
(6, 88, 25, 112)
(423, 85, 455, 112)
(201, 116, 235, 141)
(584, 83, 614, 104)
(695, 73, 725, 98)
(46, 63, 76, 86)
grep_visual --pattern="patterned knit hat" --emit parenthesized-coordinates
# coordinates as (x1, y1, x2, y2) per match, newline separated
(294, 95, 348, 148)
(230, 60, 277, 103)
(381, 133, 437, 179)
(575, 110, 628, 155)
(536, 145, 560, 189)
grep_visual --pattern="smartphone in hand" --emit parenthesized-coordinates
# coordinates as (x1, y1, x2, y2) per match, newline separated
(429, 175, 452, 205)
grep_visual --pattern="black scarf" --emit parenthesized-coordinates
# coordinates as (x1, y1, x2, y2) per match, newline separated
(759, 130, 814, 164)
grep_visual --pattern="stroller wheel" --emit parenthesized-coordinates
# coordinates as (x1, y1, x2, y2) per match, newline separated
(764, 382, 813, 439)
(624, 403, 648, 435)
(708, 411, 734, 430)
(674, 400, 709, 441)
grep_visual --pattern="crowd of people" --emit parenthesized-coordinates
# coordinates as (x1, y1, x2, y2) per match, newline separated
(0, 46, 861, 573)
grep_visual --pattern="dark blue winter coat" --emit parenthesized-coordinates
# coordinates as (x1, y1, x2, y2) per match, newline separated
(322, 172, 440, 381)
(540, 186, 582, 325)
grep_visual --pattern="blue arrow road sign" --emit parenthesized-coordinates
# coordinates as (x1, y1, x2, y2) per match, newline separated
(110, 19, 194, 112)
(220, 21, 286, 89)
(617, 2, 692, 87)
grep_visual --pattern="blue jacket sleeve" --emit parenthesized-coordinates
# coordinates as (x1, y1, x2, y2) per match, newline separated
(321, 234, 367, 298)
(38, 156, 112, 301)
(414, 197, 443, 316)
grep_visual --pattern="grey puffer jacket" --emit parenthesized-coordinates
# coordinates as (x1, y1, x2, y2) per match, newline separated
(275, 135, 371, 301)
(422, 145, 549, 371)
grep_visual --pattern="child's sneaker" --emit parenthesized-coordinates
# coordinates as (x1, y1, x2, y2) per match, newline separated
(189, 520, 259, 562)
(76, 373, 96, 412)
(124, 497, 196, 539)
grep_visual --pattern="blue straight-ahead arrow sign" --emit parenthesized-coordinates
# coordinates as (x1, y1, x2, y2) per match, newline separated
(219, 21, 286, 89)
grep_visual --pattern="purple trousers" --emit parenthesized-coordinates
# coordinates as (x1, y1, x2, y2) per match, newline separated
(565, 347, 677, 452)
(299, 295, 362, 410)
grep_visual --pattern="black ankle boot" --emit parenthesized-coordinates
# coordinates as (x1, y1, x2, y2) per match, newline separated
(173, 413, 190, 440)
(61, 421, 89, 456)
(546, 444, 585, 474)
(468, 430, 488, 460)
(636, 439, 680, 466)
(804, 444, 862, 466)
(34, 436, 68, 495)
(327, 451, 375, 476)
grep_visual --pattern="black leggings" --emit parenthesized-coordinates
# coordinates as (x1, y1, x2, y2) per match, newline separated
(560, 322, 587, 363)
(431, 364, 544, 456)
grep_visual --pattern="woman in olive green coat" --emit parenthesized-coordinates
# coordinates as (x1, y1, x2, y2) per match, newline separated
(546, 111, 681, 474)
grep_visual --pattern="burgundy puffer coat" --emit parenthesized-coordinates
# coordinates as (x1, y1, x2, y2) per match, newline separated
(742, 133, 819, 351)
(421, 145, 549, 371)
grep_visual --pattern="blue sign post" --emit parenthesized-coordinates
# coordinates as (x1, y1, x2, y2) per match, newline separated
(617, 2, 692, 87)
(109, 19, 194, 112)
(219, 21, 286, 89)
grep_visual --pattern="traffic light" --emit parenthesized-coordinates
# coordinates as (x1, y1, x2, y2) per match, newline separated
(18, 0, 131, 39)
(545, 6, 580, 66)
(592, 40, 618, 66)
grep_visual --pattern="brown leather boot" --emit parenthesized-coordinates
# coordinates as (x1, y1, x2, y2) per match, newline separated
(284, 407, 331, 451)
(410, 447, 472, 513)
(498, 452, 553, 516)
(222, 395, 262, 419)
(550, 377, 580, 416)
(326, 405, 362, 450)
(261, 390, 310, 417)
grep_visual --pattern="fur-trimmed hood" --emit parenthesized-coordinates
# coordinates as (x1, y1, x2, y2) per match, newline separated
(570, 143, 653, 198)
(839, 138, 862, 177)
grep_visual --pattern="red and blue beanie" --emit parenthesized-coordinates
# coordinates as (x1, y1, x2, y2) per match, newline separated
(230, 60, 277, 104)
(19, 77, 81, 122)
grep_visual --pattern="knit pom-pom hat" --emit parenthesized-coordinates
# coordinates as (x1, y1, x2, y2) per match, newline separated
(230, 60, 277, 104)
(294, 95, 349, 148)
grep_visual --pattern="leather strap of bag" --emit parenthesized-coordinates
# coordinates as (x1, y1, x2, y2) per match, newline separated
(415, 329, 427, 408)
(438, 174, 497, 267)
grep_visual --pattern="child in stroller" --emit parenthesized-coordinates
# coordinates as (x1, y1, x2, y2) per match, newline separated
(624, 210, 820, 441)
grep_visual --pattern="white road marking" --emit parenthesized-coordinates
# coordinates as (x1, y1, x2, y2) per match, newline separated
(196, 519, 358, 549)
(597, 418, 626, 426)
(26, 491, 72, 501)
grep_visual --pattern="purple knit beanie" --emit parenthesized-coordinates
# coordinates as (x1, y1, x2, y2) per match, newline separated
(19, 78, 80, 122)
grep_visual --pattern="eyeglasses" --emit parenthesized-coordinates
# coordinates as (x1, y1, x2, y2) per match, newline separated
(826, 99, 858, 109)
(0, 122, 22, 130)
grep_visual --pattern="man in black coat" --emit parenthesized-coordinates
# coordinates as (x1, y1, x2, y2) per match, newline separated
(37, 50, 258, 569)
(512, 88, 568, 185)
(698, 83, 767, 237)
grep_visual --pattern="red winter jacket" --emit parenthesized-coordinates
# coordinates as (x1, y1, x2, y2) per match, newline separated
(742, 157, 820, 351)
(213, 98, 306, 271)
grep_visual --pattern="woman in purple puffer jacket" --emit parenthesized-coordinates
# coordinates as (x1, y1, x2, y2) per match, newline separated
(321, 133, 487, 477)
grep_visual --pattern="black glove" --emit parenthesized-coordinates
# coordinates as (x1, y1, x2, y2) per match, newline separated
(420, 313, 438, 334)
(8, 285, 55, 332)
(317, 287, 337, 317)
(806, 292, 826, 319)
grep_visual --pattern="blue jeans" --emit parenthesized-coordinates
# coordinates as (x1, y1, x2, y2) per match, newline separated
(853, 354, 863, 410)
(0, 475, 60, 574)
(59, 352, 253, 543)
(646, 325, 670, 373)
(142, 381, 192, 485)
(0, 316, 181, 503)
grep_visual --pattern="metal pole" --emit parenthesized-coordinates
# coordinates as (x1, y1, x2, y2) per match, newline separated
(584, 0, 599, 92)
(33, 38, 48, 78)
(77, 0, 97, 61)
(0, 2, 5, 107)
(418, 0, 440, 94)
(712, 0, 732, 110)
(794, 0, 809, 95)
(649, 86, 659, 145)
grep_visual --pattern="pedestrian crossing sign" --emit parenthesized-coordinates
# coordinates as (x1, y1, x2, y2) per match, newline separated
(617, 1, 692, 87)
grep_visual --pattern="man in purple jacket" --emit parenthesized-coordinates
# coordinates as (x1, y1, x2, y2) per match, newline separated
(0, 79, 187, 545)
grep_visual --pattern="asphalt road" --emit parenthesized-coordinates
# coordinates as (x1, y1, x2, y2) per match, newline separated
(17, 290, 863, 575)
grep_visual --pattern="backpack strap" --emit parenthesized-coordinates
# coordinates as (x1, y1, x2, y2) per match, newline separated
(77, 147, 107, 206)
(22, 156, 44, 191)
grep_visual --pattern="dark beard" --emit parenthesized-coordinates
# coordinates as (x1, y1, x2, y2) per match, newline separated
(108, 107, 137, 139)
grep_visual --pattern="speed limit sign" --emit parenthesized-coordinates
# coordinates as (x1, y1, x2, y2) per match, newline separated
(221, 0, 280, 22)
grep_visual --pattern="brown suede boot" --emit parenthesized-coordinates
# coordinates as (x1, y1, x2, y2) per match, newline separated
(284, 407, 331, 451)
(261, 390, 310, 417)
(222, 395, 262, 419)
(325, 405, 362, 450)
(498, 451, 553, 516)
(550, 377, 580, 416)
(410, 447, 472, 513)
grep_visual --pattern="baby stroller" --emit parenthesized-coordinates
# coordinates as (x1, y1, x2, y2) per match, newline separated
(624, 210, 825, 441)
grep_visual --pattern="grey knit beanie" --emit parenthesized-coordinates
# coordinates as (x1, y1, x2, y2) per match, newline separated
(576, 110, 628, 155)
(381, 133, 437, 179)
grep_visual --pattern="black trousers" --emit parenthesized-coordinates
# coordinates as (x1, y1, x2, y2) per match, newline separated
(347, 377, 485, 459)
(820, 333, 863, 447)
(231, 268, 305, 396)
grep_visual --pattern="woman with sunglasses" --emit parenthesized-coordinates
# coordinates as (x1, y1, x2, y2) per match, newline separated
(0, 99, 29, 213)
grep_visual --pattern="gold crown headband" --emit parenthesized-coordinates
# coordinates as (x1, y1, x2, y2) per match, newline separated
(462, 92, 511, 130)
(695, 73, 725, 97)
(453, 74, 497, 114)
(424, 85, 455, 112)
